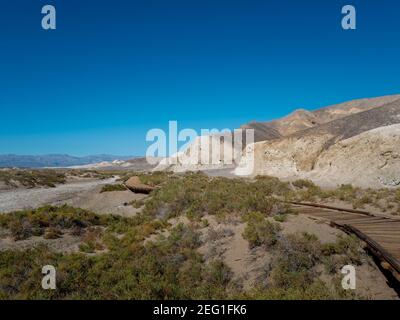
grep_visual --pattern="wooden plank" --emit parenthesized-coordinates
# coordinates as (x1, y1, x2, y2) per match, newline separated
(333, 218, 386, 224)
(341, 224, 400, 274)
(349, 220, 400, 225)
(364, 232, 400, 237)
(292, 202, 400, 281)
(361, 232, 400, 237)
(354, 228, 400, 233)
(319, 215, 381, 220)
(329, 215, 369, 220)
(364, 236, 400, 243)
(289, 201, 375, 216)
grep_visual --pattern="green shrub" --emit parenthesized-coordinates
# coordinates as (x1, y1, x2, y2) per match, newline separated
(273, 214, 287, 223)
(331, 184, 358, 202)
(142, 173, 289, 220)
(100, 184, 126, 193)
(271, 233, 321, 289)
(0, 205, 138, 241)
(352, 195, 372, 209)
(321, 235, 362, 265)
(242, 212, 281, 248)
(128, 199, 145, 208)
(395, 189, 400, 202)
(292, 179, 316, 189)
(43, 227, 62, 239)
(0, 169, 66, 188)
(236, 281, 335, 300)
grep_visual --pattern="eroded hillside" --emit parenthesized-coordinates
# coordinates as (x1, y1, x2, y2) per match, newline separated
(158, 94, 400, 188)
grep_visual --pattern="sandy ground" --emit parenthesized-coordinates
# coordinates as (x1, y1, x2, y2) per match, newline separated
(0, 177, 116, 213)
(64, 187, 147, 217)
(0, 176, 148, 217)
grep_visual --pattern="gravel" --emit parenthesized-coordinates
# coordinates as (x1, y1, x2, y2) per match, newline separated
(0, 177, 117, 213)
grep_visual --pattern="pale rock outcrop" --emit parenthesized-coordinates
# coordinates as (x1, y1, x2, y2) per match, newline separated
(154, 133, 244, 172)
(306, 124, 400, 188)
(236, 124, 400, 188)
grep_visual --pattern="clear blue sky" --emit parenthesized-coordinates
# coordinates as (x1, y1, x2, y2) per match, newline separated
(1, 0, 399, 156)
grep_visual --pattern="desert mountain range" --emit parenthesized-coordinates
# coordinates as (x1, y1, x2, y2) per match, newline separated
(0, 154, 134, 168)
(157, 94, 400, 188)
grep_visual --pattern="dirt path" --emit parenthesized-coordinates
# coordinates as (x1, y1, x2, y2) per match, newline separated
(0, 177, 117, 213)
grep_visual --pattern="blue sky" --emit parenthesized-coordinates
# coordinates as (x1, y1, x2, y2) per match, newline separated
(1, 0, 400, 156)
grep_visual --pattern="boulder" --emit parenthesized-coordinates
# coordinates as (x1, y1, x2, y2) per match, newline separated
(124, 176, 155, 194)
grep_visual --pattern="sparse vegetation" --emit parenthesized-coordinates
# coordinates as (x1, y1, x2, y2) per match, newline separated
(0, 219, 232, 299)
(43, 227, 62, 240)
(128, 199, 146, 208)
(141, 172, 291, 221)
(100, 184, 126, 193)
(118, 171, 175, 187)
(290, 181, 400, 215)
(0, 169, 66, 188)
(0, 168, 121, 190)
(0, 205, 137, 241)
(270, 233, 322, 290)
(242, 212, 281, 248)
(273, 214, 287, 223)
(292, 179, 316, 189)
(234, 232, 362, 300)
(0, 171, 390, 299)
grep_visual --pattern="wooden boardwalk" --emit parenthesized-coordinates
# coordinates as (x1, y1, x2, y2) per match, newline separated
(291, 202, 400, 282)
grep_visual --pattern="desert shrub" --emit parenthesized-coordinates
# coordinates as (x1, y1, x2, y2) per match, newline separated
(0, 205, 139, 241)
(242, 212, 281, 248)
(79, 227, 105, 252)
(330, 184, 358, 201)
(273, 214, 287, 223)
(201, 218, 209, 228)
(235, 281, 335, 300)
(292, 179, 316, 189)
(321, 235, 363, 265)
(142, 172, 289, 220)
(0, 169, 66, 188)
(236, 232, 360, 300)
(254, 176, 291, 196)
(1, 227, 361, 300)
(323, 255, 339, 274)
(8, 220, 33, 240)
(270, 233, 321, 289)
(0, 221, 232, 299)
(206, 227, 234, 242)
(204, 260, 232, 287)
(117, 171, 175, 187)
(136, 171, 175, 186)
(395, 189, 400, 202)
(294, 184, 325, 202)
(352, 195, 372, 209)
(79, 242, 96, 253)
(100, 184, 126, 193)
(128, 199, 145, 208)
(43, 227, 62, 239)
(0, 203, 227, 298)
(167, 223, 202, 250)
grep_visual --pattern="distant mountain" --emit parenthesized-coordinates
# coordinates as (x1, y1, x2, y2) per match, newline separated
(0, 154, 135, 168)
